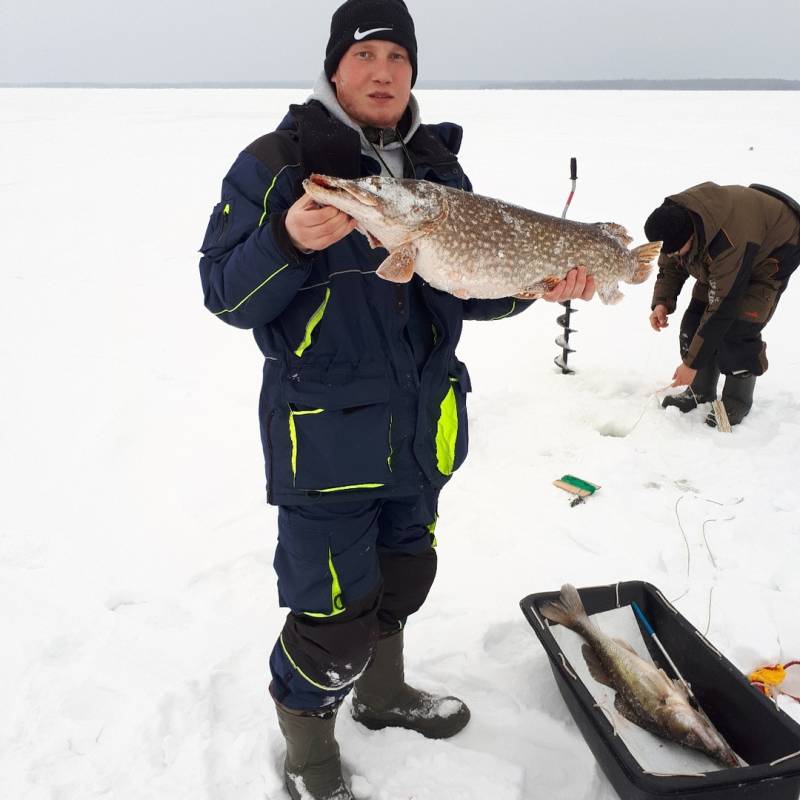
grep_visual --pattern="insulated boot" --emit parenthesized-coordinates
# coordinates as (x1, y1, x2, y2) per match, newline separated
(351, 630, 471, 739)
(707, 373, 756, 427)
(275, 701, 354, 800)
(662, 362, 720, 413)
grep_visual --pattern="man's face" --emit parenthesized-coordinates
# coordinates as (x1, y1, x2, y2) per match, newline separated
(668, 234, 694, 263)
(331, 40, 412, 129)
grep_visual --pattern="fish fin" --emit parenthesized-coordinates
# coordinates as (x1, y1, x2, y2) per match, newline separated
(514, 276, 560, 299)
(597, 282, 625, 305)
(582, 644, 615, 689)
(596, 222, 633, 247)
(539, 583, 591, 631)
(613, 693, 642, 725)
(671, 678, 692, 701)
(613, 694, 662, 735)
(627, 242, 661, 285)
(376, 244, 417, 283)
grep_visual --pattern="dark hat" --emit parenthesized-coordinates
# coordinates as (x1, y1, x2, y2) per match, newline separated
(644, 202, 695, 254)
(325, 0, 418, 87)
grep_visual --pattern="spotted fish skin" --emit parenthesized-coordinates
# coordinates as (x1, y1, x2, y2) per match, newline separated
(302, 174, 661, 304)
(540, 584, 741, 769)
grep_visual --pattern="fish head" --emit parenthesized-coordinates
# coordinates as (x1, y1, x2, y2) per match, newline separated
(303, 174, 447, 249)
(663, 696, 740, 767)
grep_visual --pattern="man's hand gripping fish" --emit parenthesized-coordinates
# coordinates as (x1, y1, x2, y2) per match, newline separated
(303, 174, 661, 303)
(540, 584, 740, 768)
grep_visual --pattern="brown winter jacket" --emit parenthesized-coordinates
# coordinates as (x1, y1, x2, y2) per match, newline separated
(651, 182, 800, 369)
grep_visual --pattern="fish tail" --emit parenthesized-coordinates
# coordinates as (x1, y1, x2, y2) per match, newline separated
(627, 242, 661, 285)
(539, 583, 592, 632)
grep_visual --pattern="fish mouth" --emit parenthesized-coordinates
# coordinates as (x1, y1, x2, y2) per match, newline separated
(305, 174, 379, 207)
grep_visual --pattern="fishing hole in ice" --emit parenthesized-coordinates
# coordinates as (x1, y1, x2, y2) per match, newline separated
(596, 394, 655, 438)
(596, 420, 631, 438)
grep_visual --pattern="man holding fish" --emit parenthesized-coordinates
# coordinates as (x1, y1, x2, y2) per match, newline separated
(199, 1, 600, 797)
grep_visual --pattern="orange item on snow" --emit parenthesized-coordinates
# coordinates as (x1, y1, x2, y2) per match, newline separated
(748, 660, 800, 702)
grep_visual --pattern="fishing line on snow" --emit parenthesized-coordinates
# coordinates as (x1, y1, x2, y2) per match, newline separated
(670, 494, 742, 605)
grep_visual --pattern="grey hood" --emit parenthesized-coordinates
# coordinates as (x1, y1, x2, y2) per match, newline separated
(308, 72, 421, 177)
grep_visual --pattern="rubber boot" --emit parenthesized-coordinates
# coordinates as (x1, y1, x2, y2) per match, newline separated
(351, 630, 470, 739)
(662, 361, 720, 413)
(707, 373, 756, 427)
(275, 701, 354, 800)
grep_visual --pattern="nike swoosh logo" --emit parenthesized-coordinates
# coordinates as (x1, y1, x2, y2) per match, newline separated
(354, 26, 393, 40)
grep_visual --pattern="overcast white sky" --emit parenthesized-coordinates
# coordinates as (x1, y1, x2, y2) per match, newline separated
(1, 0, 798, 84)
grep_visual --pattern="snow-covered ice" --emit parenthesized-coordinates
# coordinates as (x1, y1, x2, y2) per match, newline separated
(2, 88, 799, 799)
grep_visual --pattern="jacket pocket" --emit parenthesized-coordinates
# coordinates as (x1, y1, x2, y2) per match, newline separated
(769, 243, 800, 284)
(739, 281, 780, 325)
(435, 359, 471, 476)
(199, 200, 232, 258)
(275, 520, 379, 617)
(282, 374, 394, 494)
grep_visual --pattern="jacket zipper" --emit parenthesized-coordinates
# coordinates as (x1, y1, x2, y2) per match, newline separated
(216, 203, 231, 242)
(393, 285, 420, 389)
(266, 409, 275, 505)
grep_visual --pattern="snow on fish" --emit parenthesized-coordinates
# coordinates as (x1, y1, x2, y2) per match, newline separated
(303, 174, 661, 304)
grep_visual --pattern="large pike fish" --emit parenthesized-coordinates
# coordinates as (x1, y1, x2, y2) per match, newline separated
(303, 174, 661, 304)
(540, 584, 740, 768)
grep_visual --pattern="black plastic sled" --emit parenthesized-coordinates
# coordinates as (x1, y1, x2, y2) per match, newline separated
(520, 580, 800, 800)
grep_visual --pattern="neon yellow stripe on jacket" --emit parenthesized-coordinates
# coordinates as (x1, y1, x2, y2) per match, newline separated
(295, 289, 331, 356)
(489, 299, 517, 321)
(288, 407, 324, 483)
(213, 263, 289, 316)
(435, 378, 459, 475)
(302, 549, 346, 619)
(317, 484, 385, 493)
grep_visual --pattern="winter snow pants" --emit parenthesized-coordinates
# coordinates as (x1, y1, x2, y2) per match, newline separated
(679, 278, 784, 376)
(268, 489, 439, 711)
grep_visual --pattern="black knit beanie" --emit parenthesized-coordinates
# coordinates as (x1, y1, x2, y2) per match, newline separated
(325, 0, 418, 87)
(644, 202, 695, 254)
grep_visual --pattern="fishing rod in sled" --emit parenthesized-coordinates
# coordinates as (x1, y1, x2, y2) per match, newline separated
(555, 157, 579, 374)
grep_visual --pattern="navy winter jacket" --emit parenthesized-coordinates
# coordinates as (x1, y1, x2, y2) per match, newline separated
(199, 101, 533, 505)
